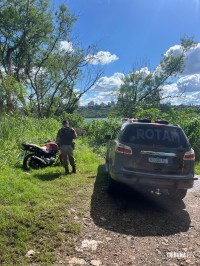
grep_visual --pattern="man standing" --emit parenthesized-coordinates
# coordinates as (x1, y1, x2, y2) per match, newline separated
(56, 120, 77, 175)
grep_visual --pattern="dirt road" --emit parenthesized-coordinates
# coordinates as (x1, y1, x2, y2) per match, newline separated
(56, 170, 200, 266)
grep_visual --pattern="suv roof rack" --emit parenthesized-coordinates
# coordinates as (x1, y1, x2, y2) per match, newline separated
(121, 118, 170, 125)
(154, 120, 169, 125)
(138, 118, 152, 123)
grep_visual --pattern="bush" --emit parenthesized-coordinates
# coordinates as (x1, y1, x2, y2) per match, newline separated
(57, 113, 85, 128)
(179, 119, 200, 160)
(85, 119, 120, 147)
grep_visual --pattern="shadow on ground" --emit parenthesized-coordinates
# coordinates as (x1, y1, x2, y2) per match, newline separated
(32, 172, 62, 181)
(15, 163, 62, 181)
(90, 164, 191, 237)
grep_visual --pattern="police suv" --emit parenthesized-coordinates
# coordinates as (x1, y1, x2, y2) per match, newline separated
(105, 118, 197, 199)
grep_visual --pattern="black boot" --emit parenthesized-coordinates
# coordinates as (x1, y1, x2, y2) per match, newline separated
(65, 167, 69, 175)
(72, 167, 76, 173)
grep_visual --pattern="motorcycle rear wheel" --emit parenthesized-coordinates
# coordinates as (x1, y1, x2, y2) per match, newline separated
(23, 154, 42, 171)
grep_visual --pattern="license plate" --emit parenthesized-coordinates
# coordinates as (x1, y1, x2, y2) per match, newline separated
(148, 157, 168, 164)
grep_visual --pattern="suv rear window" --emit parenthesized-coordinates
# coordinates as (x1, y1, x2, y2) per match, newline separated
(120, 124, 190, 148)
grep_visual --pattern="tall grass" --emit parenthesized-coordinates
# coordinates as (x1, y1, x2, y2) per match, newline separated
(0, 113, 87, 169)
(0, 114, 60, 169)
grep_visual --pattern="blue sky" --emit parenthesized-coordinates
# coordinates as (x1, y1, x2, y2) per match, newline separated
(56, 0, 200, 105)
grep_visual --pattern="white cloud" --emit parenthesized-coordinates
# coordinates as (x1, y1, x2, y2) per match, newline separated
(162, 83, 179, 95)
(161, 83, 180, 104)
(167, 91, 200, 105)
(59, 41, 74, 52)
(160, 82, 199, 106)
(177, 74, 200, 92)
(164, 43, 200, 75)
(161, 76, 200, 105)
(86, 51, 119, 65)
(184, 91, 200, 104)
(91, 72, 124, 92)
(135, 67, 151, 78)
(182, 44, 200, 75)
(80, 72, 124, 104)
(164, 45, 183, 57)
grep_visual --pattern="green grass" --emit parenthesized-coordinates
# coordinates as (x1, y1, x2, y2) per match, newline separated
(1, 150, 199, 265)
(195, 161, 200, 175)
(0, 139, 104, 265)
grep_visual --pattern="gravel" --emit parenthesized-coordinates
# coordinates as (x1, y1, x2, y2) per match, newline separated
(56, 175, 200, 266)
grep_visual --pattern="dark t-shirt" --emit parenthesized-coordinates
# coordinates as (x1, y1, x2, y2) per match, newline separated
(57, 127, 75, 146)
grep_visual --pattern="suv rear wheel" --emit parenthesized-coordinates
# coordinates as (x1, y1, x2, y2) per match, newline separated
(107, 173, 120, 194)
(168, 189, 187, 200)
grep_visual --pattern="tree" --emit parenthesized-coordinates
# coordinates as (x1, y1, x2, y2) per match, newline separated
(25, 44, 103, 117)
(116, 37, 196, 117)
(0, 73, 27, 113)
(0, 0, 103, 117)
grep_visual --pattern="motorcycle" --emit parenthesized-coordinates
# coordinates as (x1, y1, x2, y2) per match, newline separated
(22, 141, 61, 170)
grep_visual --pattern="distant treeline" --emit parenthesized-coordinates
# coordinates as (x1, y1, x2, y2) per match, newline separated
(75, 105, 114, 118)
(75, 104, 200, 118)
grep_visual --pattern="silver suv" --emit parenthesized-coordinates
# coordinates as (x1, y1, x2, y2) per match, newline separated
(105, 119, 197, 199)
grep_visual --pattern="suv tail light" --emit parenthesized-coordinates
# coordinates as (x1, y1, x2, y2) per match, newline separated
(116, 143, 132, 155)
(183, 149, 195, 161)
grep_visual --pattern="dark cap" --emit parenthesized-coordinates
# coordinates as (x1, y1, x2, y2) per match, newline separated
(62, 120, 69, 126)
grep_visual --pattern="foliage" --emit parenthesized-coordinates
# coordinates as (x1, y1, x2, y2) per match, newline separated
(0, 74, 27, 114)
(56, 112, 85, 128)
(134, 108, 162, 120)
(195, 161, 200, 175)
(183, 120, 200, 160)
(116, 37, 196, 117)
(85, 119, 120, 151)
(0, 0, 103, 117)
(116, 68, 159, 117)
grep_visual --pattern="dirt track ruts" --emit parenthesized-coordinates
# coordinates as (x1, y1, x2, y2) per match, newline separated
(56, 171, 200, 266)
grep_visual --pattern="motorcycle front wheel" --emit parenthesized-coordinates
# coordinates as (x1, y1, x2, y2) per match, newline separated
(23, 154, 42, 171)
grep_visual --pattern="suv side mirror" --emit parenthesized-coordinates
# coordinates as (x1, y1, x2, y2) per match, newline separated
(105, 134, 111, 140)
